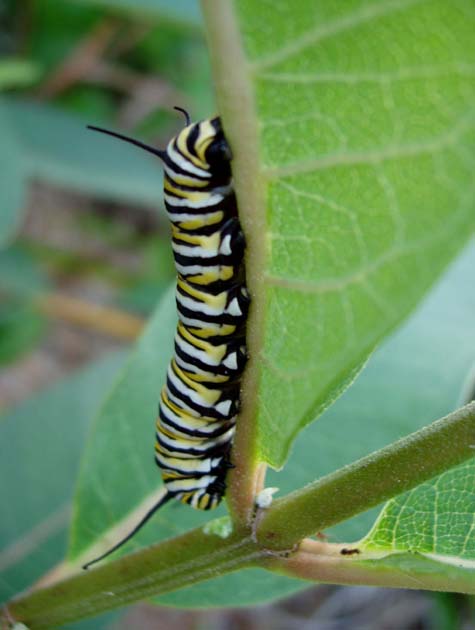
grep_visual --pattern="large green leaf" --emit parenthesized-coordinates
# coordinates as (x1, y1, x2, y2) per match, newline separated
(0, 353, 126, 602)
(208, 0, 475, 467)
(71, 240, 475, 606)
(0, 97, 165, 246)
(361, 459, 475, 563)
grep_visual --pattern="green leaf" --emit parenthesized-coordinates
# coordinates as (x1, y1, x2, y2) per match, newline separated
(0, 59, 41, 90)
(206, 0, 475, 468)
(269, 241, 475, 545)
(69, 286, 210, 561)
(71, 286, 307, 605)
(0, 97, 166, 245)
(71, 0, 202, 27)
(357, 257, 475, 564)
(361, 460, 475, 564)
(71, 239, 475, 606)
(3, 97, 164, 205)
(0, 353, 126, 602)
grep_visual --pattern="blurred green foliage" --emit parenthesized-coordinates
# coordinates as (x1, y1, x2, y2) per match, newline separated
(0, 0, 209, 361)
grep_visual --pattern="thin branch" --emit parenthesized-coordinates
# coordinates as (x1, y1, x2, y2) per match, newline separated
(5, 528, 259, 629)
(36, 19, 121, 99)
(5, 404, 475, 627)
(264, 539, 475, 595)
(36, 292, 145, 340)
(257, 402, 475, 550)
(201, 0, 267, 528)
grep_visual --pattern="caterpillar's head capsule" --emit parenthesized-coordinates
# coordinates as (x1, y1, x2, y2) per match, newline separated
(171, 116, 232, 181)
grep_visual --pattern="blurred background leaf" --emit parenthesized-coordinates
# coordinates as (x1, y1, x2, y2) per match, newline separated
(0, 59, 41, 89)
(0, 352, 126, 601)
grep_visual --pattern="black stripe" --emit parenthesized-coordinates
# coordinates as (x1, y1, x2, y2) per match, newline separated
(158, 404, 234, 439)
(155, 432, 231, 458)
(165, 376, 238, 420)
(158, 459, 214, 478)
(186, 124, 201, 156)
(176, 301, 248, 327)
(162, 152, 209, 182)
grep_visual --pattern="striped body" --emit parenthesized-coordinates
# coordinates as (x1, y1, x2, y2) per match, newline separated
(81, 113, 248, 569)
(156, 117, 248, 510)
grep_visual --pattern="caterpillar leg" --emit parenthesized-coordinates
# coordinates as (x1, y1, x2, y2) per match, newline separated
(219, 216, 245, 265)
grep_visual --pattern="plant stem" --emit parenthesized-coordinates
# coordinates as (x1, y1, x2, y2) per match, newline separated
(37, 292, 145, 340)
(264, 539, 475, 595)
(257, 402, 475, 549)
(201, 0, 267, 526)
(5, 529, 258, 630)
(6, 404, 475, 627)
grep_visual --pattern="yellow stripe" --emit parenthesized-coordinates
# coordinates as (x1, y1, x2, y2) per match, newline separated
(172, 227, 221, 251)
(189, 324, 237, 339)
(178, 322, 225, 360)
(165, 179, 213, 203)
(172, 359, 220, 404)
(186, 267, 234, 285)
(178, 277, 227, 309)
(195, 120, 215, 162)
(160, 389, 217, 425)
(180, 368, 231, 384)
(176, 127, 209, 170)
(179, 492, 195, 503)
(177, 212, 224, 231)
(168, 172, 209, 188)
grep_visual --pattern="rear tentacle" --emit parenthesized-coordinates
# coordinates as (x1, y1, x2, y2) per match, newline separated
(82, 489, 173, 570)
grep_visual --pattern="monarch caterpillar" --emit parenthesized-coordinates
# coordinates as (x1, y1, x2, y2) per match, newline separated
(83, 109, 248, 569)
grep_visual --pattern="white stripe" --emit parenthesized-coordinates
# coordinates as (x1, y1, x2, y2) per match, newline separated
(167, 367, 218, 410)
(175, 334, 222, 367)
(166, 475, 217, 492)
(190, 491, 203, 508)
(156, 453, 220, 474)
(167, 210, 223, 224)
(216, 400, 232, 416)
(158, 428, 232, 453)
(166, 386, 200, 418)
(177, 313, 230, 332)
(172, 242, 220, 258)
(219, 234, 232, 255)
(176, 292, 226, 317)
(226, 297, 242, 316)
(159, 401, 234, 434)
(175, 262, 221, 277)
(164, 191, 224, 208)
(163, 162, 209, 185)
(223, 352, 238, 370)
(166, 143, 210, 177)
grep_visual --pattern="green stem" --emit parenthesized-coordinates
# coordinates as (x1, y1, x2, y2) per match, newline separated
(201, 0, 268, 526)
(6, 404, 475, 627)
(265, 539, 475, 595)
(257, 401, 475, 549)
(5, 529, 258, 630)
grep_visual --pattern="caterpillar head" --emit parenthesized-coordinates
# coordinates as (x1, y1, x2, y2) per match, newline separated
(172, 116, 232, 180)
